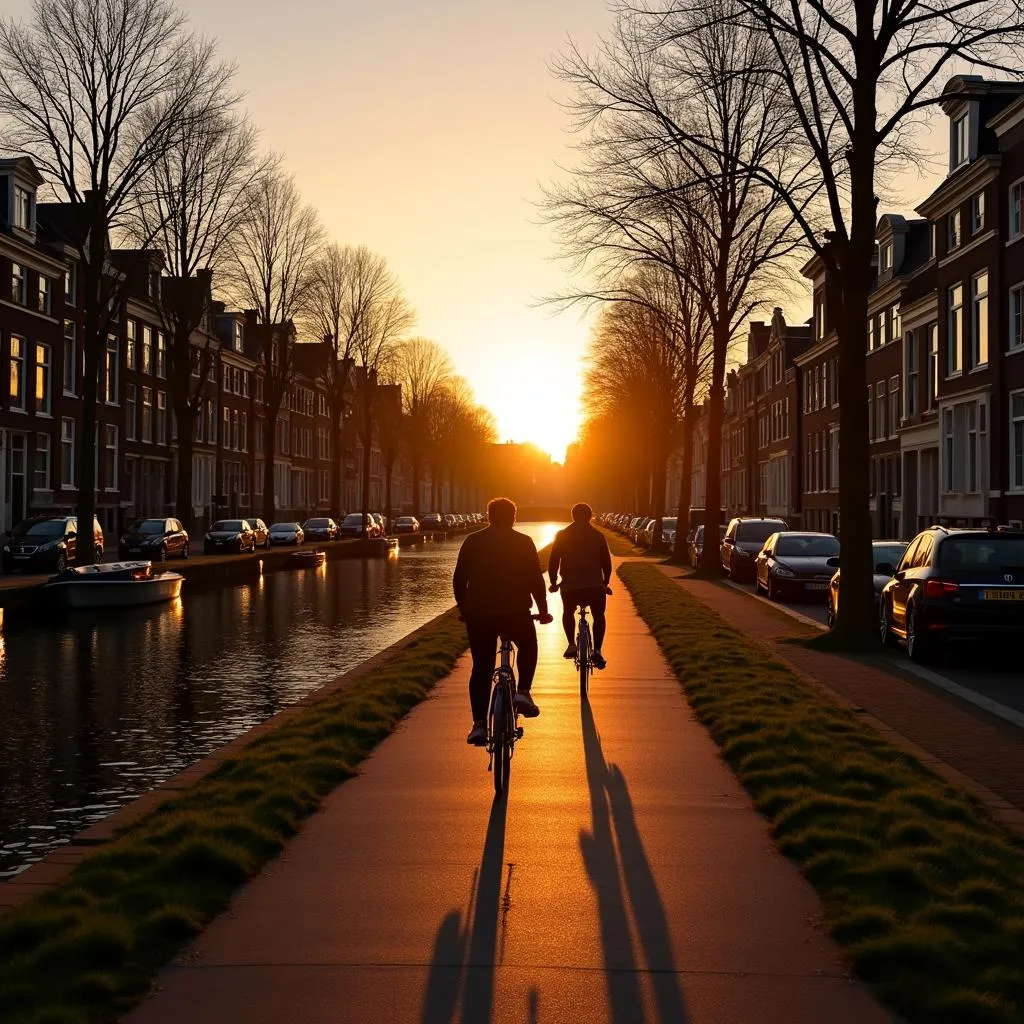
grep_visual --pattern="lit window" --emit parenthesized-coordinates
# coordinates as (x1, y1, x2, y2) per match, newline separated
(9, 335, 25, 410)
(14, 185, 33, 230)
(37, 276, 51, 315)
(10, 263, 26, 305)
(948, 283, 963, 375)
(35, 343, 51, 415)
(971, 271, 989, 369)
(971, 192, 985, 233)
(948, 210, 961, 250)
(952, 113, 968, 168)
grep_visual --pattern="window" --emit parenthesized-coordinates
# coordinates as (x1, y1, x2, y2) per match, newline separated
(814, 293, 825, 340)
(35, 343, 51, 414)
(13, 184, 32, 230)
(1012, 392, 1024, 491)
(126, 384, 137, 440)
(875, 380, 887, 440)
(1011, 180, 1024, 240)
(948, 283, 963, 375)
(1012, 284, 1024, 352)
(34, 433, 49, 490)
(233, 321, 244, 352)
(971, 271, 989, 368)
(104, 334, 119, 403)
(232, 409, 240, 451)
(222, 406, 231, 448)
(880, 242, 892, 272)
(61, 321, 77, 395)
(943, 399, 987, 493)
(929, 223, 937, 260)
(889, 376, 900, 437)
(142, 326, 153, 374)
(948, 210, 961, 250)
(142, 387, 153, 442)
(126, 320, 137, 370)
(64, 266, 76, 307)
(37, 276, 51, 315)
(156, 332, 166, 378)
(241, 411, 248, 452)
(156, 392, 167, 445)
(928, 324, 939, 410)
(222, 364, 230, 391)
(11, 263, 26, 305)
(971, 192, 985, 233)
(103, 425, 117, 490)
(61, 418, 75, 487)
(905, 332, 918, 419)
(952, 113, 968, 168)
(829, 426, 840, 487)
(9, 335, 25, 410)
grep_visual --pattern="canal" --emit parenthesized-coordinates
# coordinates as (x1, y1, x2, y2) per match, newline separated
(0, 522, 561, 878)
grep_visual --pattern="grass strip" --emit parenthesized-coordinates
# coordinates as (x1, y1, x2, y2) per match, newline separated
(619, 562, 1024, 1024)
(0, 609, 469, 1024)
(599, 526, 650, 557)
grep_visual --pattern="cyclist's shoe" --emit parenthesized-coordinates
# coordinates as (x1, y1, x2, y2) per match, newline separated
(467, 720, 487, 746)
(563, 643, 578, 659)
(513, 690, 541, 718)
(592, 651, 607, 670)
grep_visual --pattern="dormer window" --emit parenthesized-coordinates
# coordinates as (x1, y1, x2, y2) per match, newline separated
(929, 223, 937, 260)
(13, 185, 33, 231)
(952, 113, 969, 169)
(880, 242, 893, 272)
(11, 263, 26, 305)
(971, 192, 985, 233)
(948, 210, 962, 250)
(233, 321, 243, 352)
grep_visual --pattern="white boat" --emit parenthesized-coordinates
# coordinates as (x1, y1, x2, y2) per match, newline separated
(44, 561, 184, 609)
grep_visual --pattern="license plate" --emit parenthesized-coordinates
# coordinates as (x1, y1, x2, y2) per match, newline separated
(130, 548, 141, 554)
(215, 541, 223, 546)
(980, 589, 1024, 601)
(805, 582, 827, 591)
(13, 555, 28, 560)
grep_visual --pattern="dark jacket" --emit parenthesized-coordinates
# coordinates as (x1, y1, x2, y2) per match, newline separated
(548, 522, 612, 592)
(452, 525, 547, 618)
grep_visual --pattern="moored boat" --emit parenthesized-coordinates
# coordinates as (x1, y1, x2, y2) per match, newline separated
(290, 548, 326, 568)
(44, 561, 184, 609)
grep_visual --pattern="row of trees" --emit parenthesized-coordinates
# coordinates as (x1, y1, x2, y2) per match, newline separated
(549, 0, 1024, 647)
(0, 0, 493, 543)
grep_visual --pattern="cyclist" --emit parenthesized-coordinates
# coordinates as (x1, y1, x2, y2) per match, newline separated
(453, 496, 553, 746)
(548, 502, 612, 669)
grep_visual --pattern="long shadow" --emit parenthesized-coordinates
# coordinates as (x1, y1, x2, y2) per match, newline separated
(421, 793, 509, 1024)
(581, 700, 689, 1024)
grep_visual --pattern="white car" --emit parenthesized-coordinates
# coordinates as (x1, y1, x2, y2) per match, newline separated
(269, 522, 304, 546)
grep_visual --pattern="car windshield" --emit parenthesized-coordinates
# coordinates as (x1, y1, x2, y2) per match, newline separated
(343, 514, 364, 525)
(245, 519, 261, 528)
(398, 518, 413, 523)
(211, 521, 244, 532)
(12, 520, 64, 538)
(662, 518, 677, 528)
(776, 535, 840, 557)
(939, 536, 1024, 571)
(306, 519, 331, 528)
(736, 521, 784, 544)
(873, 544, 907, 568)
(130, 520, 165, 535)
(271, 523, 297, 531)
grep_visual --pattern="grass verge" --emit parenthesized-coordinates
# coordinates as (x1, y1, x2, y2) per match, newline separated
(0, 609, 469, 1024)
(599, 526, 650, 557)
(619, 562, 1024, 1024)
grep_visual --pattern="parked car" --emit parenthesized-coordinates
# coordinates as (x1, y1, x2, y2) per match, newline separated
(721, 517, 789, 582)
(245, 518, 271, 550)
(203, 519, 256, 555)
(754, 532, 840, 601)
(421, 513, 443, 530)
(689, 523, 727, 569)
(394, 516, 420, 534)
(270, 522, 305, 546)
(370, 512, 386, 535)
(879, 527, 1024, 663)
(340, 513, 379, 538)
(2, 516, 104, 574)
(628, 517, 648, 545)
(825, 540, 907, 629)
(119, 518, 189, 561)
(303, 518, 338, 542)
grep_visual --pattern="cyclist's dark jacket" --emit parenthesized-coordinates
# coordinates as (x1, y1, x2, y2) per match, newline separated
(548, 522, 612, 592)
(453, 525, 547, 618)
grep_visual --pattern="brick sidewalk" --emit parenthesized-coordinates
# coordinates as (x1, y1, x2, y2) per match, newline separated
(662, 569, 1024, 815)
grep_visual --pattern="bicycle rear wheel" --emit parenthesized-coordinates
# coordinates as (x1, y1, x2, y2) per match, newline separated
(578, 624, 590, 698)
(491, 686, 507, 795)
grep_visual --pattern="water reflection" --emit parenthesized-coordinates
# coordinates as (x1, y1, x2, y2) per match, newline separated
(0, 524, 556, 877)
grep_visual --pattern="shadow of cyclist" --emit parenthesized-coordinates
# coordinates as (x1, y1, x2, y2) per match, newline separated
(420, 793, 509, 1024)
(580, 700, 689, 1023)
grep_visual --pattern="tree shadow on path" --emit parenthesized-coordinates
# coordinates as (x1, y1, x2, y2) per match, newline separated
(580, 699, 690, 1024)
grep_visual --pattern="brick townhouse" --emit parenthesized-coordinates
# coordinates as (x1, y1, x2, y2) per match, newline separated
(213, 306, 256, 518)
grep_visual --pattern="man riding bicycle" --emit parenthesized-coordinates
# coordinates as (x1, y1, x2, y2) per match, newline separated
(548, 503, 612, 669)
(453, 497, 553, 747)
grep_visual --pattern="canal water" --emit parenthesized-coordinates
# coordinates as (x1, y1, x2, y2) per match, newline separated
(0, 522, 561, 878)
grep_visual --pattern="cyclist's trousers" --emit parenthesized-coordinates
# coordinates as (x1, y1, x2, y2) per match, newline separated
(560, 588, 607, 651)
(465, 614, 538, 721)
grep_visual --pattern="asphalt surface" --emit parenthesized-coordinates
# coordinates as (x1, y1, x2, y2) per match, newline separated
(125, 570, 887, 1024)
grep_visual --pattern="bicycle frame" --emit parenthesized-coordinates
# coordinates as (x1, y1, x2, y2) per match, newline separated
(575, 605, 593, 697)
(487, 636, 523, 794)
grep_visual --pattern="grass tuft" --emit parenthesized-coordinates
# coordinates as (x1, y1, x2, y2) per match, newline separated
(618, 562, 1024, 1024)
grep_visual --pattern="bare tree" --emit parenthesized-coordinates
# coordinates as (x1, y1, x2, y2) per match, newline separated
(390, 337, 455, 515)
(229, 168, 324, 325)
(253, 320, 297, 524)
(0, 0, 231, 561)
(129, 107, 272, 528)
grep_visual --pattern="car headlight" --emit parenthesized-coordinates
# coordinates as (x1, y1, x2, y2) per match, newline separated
(37, 539, 58, 552)
(230, 533, 241, 540)
(772, 565, 795, 578)
(2, 545, 8, 553)
(205, 533, 212, 540)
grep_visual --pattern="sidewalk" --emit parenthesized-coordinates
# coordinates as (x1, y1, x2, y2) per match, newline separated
(664, 570, 1024, 816)
(126, 575, 889, 1024)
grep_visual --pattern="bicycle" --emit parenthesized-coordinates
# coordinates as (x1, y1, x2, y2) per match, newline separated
(575, 603, 594, 698)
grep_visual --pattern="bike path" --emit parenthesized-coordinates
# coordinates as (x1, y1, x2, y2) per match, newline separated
(126, 576, 890, 1024)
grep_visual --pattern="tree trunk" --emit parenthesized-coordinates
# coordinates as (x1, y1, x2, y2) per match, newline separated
(412, 457, 422, 518)
(672, 400, 697, 563)
(360, 397, 373, 538)
(174, 407, 197, 529)
(385, 460, 394, 533)
(331, 407, 344, 517)
(698, 322, 729, 576)
(651, 447, 668, 547)
(263, 416, 276, 525)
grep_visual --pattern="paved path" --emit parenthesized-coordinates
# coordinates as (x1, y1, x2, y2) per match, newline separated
(126, 575, 888, 1024)
(665, 570, 1024, 819)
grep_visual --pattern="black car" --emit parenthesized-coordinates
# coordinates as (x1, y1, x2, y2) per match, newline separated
(203, 519, 256, 555)
(754, 531, 840, 601)
(394, 516, 420, 534)
(303, 518, 338, 542)
(245, 518, 271, 549)
(119, 517, 189, 561)
(3, 516, 105, 574)
(689, 523, 727, 569)
(826, 540, 907, 629)
(721, 517, 788, 582)
(879, 527, 1024, 663)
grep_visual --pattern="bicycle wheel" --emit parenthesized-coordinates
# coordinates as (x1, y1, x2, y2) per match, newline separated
(578, 623, 590, 698)
(491, 685, 507, 795)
